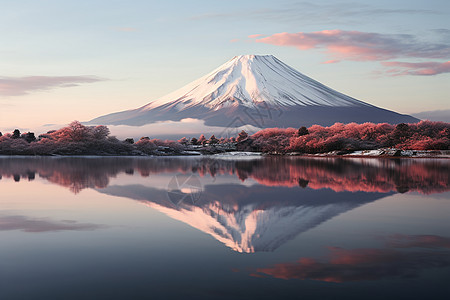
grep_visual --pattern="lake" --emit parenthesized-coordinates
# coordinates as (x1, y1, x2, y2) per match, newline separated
(0, 156, 449, 299)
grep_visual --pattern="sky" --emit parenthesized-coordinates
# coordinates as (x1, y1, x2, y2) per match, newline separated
(0, 0, 449, 132)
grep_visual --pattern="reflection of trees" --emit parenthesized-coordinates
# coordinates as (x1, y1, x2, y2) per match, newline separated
(0, 158, 131, 193)
(235, 158, 450, 194)
(0, 157, 448, 194)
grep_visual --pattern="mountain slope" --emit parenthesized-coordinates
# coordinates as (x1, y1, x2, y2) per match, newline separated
(90, 55, 418, 128)
(412, 109, 450, 123)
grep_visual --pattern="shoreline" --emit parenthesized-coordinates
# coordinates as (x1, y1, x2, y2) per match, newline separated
(0, 150, 449, 159)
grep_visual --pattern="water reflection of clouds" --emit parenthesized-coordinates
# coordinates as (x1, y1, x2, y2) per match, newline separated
(0, 214, 106, 233)
(385, 234, 450, 249)
(252, 234, 450, 282)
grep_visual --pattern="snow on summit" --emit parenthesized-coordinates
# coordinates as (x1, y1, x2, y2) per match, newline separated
(90, 55, 418, 128)
(144, 54, 368, 110)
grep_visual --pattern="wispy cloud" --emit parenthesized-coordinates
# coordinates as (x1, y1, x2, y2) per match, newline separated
(381, 61, 450, 76)
(386, 234, 450, 249)
(191, 2, 438, 25)
(0, 215, 106, 233)
(0, 75, 105, 96)
(249, 29, 450, 76)
(431, 29, 450, 41)
(321, 60, 340, 64)
(251, 30, 450, 62)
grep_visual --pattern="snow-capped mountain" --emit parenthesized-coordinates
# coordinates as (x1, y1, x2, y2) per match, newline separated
(90, 55, 418, 128)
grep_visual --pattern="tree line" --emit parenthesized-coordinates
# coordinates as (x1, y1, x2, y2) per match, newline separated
(0, 120, 448, 155)
(237, 121, 449, 154)
(0, 121, 249, 155)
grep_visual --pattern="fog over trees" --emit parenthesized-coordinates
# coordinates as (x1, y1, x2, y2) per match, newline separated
(0, 120, 448, 156)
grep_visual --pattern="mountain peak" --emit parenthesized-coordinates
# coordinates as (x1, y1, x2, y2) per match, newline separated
(141, 54, 367, 111)
(226, 54, 284, 72)
(89, 55, 418, 127)
(231, 54, 275, 60)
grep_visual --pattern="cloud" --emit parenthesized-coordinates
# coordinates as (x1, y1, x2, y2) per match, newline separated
(252, 234, 450, 283)
(431, 29, 450, 41)
(321, 60, 340, 64)
(386, 234, 450, 249)
(0, 75, 105, 96)
(381, 61, 450, 76)
(248, 34, 263, 38)
(191, 2, 438, 25)
(251, 30, 450, 62)
(230, 38, 239, 43)
(250, 29, 450, 76)
(0, 215, 106, 232)
(93, 118, 261, 141)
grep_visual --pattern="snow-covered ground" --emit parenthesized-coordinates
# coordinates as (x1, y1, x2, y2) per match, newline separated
(212, 151, 262, 159)
(335, 149, 449, 158)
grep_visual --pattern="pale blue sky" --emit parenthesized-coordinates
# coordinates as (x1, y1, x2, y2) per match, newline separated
(0, 0, 449, 129)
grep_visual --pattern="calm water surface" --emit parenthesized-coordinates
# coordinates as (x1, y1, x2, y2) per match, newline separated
(0, 156, 449, 299)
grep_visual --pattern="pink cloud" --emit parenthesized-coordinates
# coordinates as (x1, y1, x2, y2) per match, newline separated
(321, 60, 340, 64)
(0, 76, 105, 96)
(250, 29, 450, 62)
(381, 61, 450, 76)
(248, 34, 263, 38)
(230, 38, 239, 43)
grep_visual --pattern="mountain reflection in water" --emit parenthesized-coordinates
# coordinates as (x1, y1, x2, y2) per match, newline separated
(0, 156, 448, 253)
